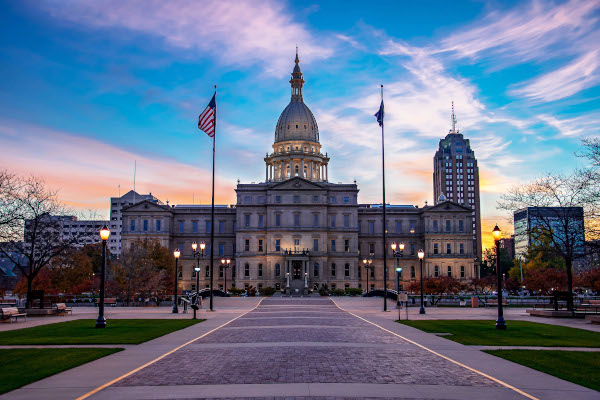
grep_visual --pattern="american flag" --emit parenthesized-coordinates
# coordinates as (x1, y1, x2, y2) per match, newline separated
(198, 93, 216, 137)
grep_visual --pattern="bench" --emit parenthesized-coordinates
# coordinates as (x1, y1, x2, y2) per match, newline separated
(486, 299, 508, 307)
(0, 307, 27, 323)
(0, 299, 17, 307)
(55, 303, 72, 315)
(95, 298, 117, 307)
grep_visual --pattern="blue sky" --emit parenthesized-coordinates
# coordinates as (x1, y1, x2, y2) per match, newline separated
(0, 0, 599, 247)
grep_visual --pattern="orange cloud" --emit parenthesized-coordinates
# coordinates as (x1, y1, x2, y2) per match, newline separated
(481, 216, 514, 252)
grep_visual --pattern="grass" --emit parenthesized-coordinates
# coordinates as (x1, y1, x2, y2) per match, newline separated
(0, 348, 122, 394)
(0, 319, 204, 345)
(398, 320, 600, 347)
(485, 350, 600, 392)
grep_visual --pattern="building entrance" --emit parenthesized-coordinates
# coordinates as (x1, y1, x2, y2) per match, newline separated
(292, 260, 302, 279)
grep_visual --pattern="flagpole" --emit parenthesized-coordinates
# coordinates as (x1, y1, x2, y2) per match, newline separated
(209, 84, 216, 312)
(380, 84, 388, 312)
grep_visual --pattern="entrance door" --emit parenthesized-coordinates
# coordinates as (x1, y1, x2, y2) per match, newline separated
(292, 261, 302, 279)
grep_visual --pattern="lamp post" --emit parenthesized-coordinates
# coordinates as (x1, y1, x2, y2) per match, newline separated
(362, 258, 374, 295)
(418, 249, 425, 315)
(191, 241, 205, 320)
(172, 249, 180, 313)
(391, 242, 404, 307)
(493, 224, 506, 330)
(96, 225, 110, 329)
(221, 258, 230, 295)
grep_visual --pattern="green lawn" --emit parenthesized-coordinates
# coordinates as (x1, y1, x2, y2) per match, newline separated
(398, 320, 600, 347)
(485, 350, 600, 392)
(0, 348, 122, 394)
(0, 319, 204, 345)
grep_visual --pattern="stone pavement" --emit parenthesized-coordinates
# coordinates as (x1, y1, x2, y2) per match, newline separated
(2, 297, 599, 400)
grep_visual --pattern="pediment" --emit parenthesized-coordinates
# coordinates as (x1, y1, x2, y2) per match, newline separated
(425, 201, 472, 213)
(122, 200, 171, 213)
(269, 177, 325, 191)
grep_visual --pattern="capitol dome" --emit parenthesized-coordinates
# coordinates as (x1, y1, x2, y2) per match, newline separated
(274, 49, 319, 143)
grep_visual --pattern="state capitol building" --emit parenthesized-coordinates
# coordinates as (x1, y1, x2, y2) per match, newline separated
(121, 53, 478, 294)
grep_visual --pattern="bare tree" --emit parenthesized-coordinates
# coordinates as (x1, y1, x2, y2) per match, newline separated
(498, 168, 600, 310)
(0, 175, 90, 308)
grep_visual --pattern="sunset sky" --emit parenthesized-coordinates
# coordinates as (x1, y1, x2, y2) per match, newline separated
(1, 0, 599, 250)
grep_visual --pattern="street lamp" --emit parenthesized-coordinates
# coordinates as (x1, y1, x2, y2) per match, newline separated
(172, 249, 180, 313)
(493, 224, 506, 330)
(363, 258, 374, 295)
(418, 249, 425, 315)
(221, 258, 230, 295)
(391, 242, 404, 307)
(96, 225, 110, 328)
(191, 241, 205, 320)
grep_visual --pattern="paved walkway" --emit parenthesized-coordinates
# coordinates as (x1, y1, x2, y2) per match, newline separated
(2, 297, 599, 400)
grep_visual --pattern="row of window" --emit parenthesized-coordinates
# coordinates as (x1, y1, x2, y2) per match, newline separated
(243, 238, 353, 253)
(241, 194, 353, 204)
(433, 242, 466, 255)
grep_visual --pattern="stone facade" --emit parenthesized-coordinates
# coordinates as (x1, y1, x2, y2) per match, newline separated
(121, 52, 476, 293)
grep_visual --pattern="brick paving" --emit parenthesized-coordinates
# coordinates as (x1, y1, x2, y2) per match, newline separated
(115, 297, 499, 390)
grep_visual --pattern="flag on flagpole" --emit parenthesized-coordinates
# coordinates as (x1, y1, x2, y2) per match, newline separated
(198, 93, 216, 137)
(374, 100, 384, 127)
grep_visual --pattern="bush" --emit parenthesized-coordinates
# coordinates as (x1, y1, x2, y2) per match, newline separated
(228, 287, 245, 296)
(259, 287, 276, 296)
(345, 287, 363, 296)
(330, 288, 346, 296)
(319, 284, 329, 296)
(247, 286, 256, 297)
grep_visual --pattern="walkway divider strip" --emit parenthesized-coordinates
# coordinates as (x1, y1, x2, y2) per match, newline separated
(329, 298, 539, 400)
(74, 299, 265, 400)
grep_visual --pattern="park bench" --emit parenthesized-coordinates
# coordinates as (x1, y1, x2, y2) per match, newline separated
(486, 299, 508, 307)
(55, 303, 72, 316)
(0, 307, 27, 323)
(95, 298, 117, 307)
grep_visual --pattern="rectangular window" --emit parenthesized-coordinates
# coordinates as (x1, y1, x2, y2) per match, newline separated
(179, 221, 184, 233)
(446, 220, 451, 232)
(219, 267, 223, 278)
(130, 220, 135, 231)
(258, 239, 263, 252)
(344, 215, 350, 228)
(244, 264, 250, 277)
(330, 215, 336, 228)
(275, 239, 281, 252)
(313, 263, 319, 277)
(313, 214, 319, 227)
(458, 220, 464, 232)
(156, 220, 161, 232)
(294, 195, 300, 203)
(344, 196, 349, 203)
(276, 214, 281, 227)
(331, 240, 336, 252)
(258, 264, 263, 277)
(396, 221, 402, 233)
(244, 214, 250, 228)
(331, 263, 336, 277)
(258, 215, 264, 228)
(219, 243, 225, 256)
(245, 239, 250, 252)
(219, 221, 225, 233)
(313, 195, 319, 202)
(369, 221, 375, 234)
(233, 222, 237, 232)
(330, 196, 336, 203)
(433, 220, 438, 232)
(409, 221, 416, 233)
(410, 244, 415, 256)
(206, 221, 211, 233)
(447, 266, 452, 277)
(461, 266, 465, 278)
(192, 221, 198, 233)
(369, 243, 375, 255)
(460, 243, 464, 254)
(345, 263, 350, 277)
(446, 243, 451, 254)
(434, 243, 439, 254)
(344, 239, 350, 252)
(143, 220, 148, 231)
(275, 195, 281, 203)
(244, 196, 251, 204)
(275, 263, 281, 277)
(313, 239, 319, 252)
(294, 214, 300, 227)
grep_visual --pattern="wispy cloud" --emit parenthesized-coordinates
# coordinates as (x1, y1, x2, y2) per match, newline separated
(537, 112, 600, 137)
(39, 0, 333, 76)
(511, 50, 600, 102)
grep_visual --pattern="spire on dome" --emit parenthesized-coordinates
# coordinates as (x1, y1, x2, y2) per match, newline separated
(290, 47, 304, 101)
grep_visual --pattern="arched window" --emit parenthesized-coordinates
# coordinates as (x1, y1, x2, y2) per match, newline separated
(303, 165, 307, 177)
(434, 266, 439, 277)
(411, 266, 416, 278)
(447, 266, 452, 277)
(286, 165, 291, 177)
(295, 165, 299, 176)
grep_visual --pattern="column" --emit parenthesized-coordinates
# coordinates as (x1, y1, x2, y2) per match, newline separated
(301, 159, 305, 178)
(265, 163, 268, 182)
(326, 164, 328, 182)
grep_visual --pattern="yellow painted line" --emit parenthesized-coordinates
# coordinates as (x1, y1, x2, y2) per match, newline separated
(329, 298, 539, 400)
(74, 299, 264, 400)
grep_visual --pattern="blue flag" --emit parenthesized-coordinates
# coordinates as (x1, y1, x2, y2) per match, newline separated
(374, 100, 384, 127)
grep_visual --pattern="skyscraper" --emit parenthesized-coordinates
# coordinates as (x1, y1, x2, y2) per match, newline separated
(433, 104, 482, 273)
